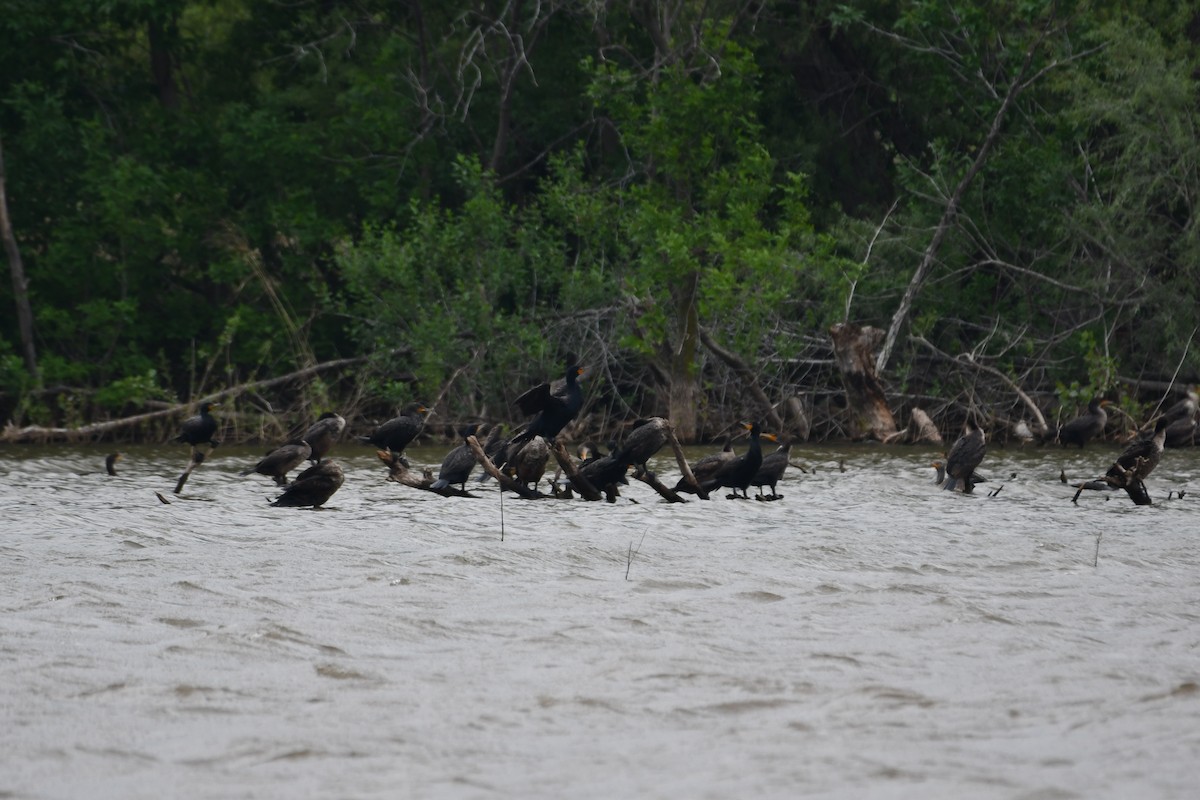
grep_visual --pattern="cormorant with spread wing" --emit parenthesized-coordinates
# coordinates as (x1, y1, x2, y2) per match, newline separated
(942, 417, 986, 493)
(508, 355, 584, 447)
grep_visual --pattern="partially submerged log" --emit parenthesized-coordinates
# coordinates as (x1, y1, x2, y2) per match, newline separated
(883, 407, 944, 445)
(829, 322, 897, 441)
(376, 450, 474, 498)
(550, 440, 603, 501)
(631, 468, 686, 503)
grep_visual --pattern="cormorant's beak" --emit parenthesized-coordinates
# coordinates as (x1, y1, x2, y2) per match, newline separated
(761, 433, 779, 442)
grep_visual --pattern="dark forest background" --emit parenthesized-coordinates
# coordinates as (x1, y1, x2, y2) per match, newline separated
(2, 1, 1198, 444)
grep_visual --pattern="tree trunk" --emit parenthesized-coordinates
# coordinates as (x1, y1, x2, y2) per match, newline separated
(0, 137, 39, 386)
(829, 322, 896, 441)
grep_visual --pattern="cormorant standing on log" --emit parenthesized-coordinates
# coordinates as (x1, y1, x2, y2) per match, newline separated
(942, 418, 986, 493)
(509, 355, 584, 447)
(709, 422, 776, 499)
(512, 435, 550, 491)
(1053, 398, 1110, 448)
(613, 417, 670, 475)
(175, 402, 220, 449)
(752, 440, 792, 499)
(1103, 417, 1169, 502)
(243, 441, 313, 485)
(431, 425, 480, 492)
(361, 403, 431, 458)
(271, 460, 344, 508)
(673, 436, 734, 495)
(302, 412, 345, 462)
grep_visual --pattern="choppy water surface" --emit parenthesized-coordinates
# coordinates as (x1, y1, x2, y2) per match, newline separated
(2, 441, 1199, 799)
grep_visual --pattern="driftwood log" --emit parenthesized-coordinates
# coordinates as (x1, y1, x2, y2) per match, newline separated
(883, 407, 944, 445)
(829, 322, 897, 441)
(376, 450, 474, 498)
(550, 441, 604, 501)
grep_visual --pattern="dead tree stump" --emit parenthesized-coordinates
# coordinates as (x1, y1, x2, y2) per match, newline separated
(829, 322, 897, 441)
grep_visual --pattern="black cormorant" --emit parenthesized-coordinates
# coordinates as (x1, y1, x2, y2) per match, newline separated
(430, 425, 480, 492)
(243, 440, 313, 485)
(708, 423, 776, 499)
(270, 460, 344, 508)
(175, 402, 220, 449)
(1104, 416, 1169, 491)
(361, 403, 431, 456)
(1162, 385, 1199, 424)
(1054, 398, 1110, 448)
(942, 418, 986, 493)
(302, 412, 345, 462)
(105, 453, 122, 476)
(613, 417, 670, 474)
(1164, 413, 1197, 448)
(673, 436, 734, 495)
(509, 356, 584, 446)
(751, 440, 792, 499)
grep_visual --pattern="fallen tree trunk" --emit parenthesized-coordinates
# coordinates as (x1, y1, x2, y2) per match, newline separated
(1, 353, 401, 444)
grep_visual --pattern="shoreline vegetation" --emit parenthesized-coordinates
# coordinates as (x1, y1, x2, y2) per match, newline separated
(3, 4, 1199, 446)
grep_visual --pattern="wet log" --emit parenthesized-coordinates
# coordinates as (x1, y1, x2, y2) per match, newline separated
(828, 322, 897, 441)
(550, 441, 603, 501)
(375, 450, 474, 498)
(883, 407, 944, 445)
(464, 435, 542, 500)
(631, 468, 686, 503)
(664, 421, 707, 500)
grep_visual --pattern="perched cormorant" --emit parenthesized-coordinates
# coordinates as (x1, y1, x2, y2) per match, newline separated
(302, 412, 346, 462)
(577, 441, 605, 461)
(360, 403, 431, 456)
(613, 417, 670, 474)
(509, 356, 584, 446)
(175, 402, 220, 449)
(270, 460, 344, 508)
(1164, 413, 1198, 448)
(243, 440, 313, 485)
(430, 425, 480, 492)
(673, 435, 734, 495)
(751, 440, 792, 499)
(942, 418, 986, 493)
(1162, 385, 1199, 424)
(707, 423, 776, 499)
(578, 448, 630, 495)
(1104, 417, 1169, 491)
(1054, 398, 1110, 448)
(511, 435, 550, 491)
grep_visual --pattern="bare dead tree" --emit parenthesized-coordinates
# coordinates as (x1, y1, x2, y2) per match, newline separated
(0, 137, 39, 387)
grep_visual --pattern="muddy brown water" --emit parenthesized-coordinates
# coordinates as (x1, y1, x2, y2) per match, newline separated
(3, 442, 1199, 798)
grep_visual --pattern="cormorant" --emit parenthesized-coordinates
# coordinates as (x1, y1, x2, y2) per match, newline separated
(1104, 416, 1169, 493)
(613, 417, 670, 474)
(673, 435, 734, 495)
(430, 425, 480, 492)
(1162, 385, 1199, 424)
(1164, 413, 1197, 448)
(270, 460, 344, 508)
(243, 440, 313, 485)
(1054, 398, 1110, 448)
(707, 423, 776, 499)
(360, 403, 431, 457)
(578, 448, 630, 495)
(511, 435, 550, 491)
(302, 412, 345, 462)
(577, 441, 605, 461)
(175, 402, 220, 449)
(942, 418, 986, 493)
(751, 440, 792, 499)
(509, 355, 584, 446)
(105, 453, 122, 476)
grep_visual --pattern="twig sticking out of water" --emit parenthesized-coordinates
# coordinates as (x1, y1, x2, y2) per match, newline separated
(626, 528, 648, 581)
(1093, 531, 1102, 568)
(500, 489, 505, 541)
